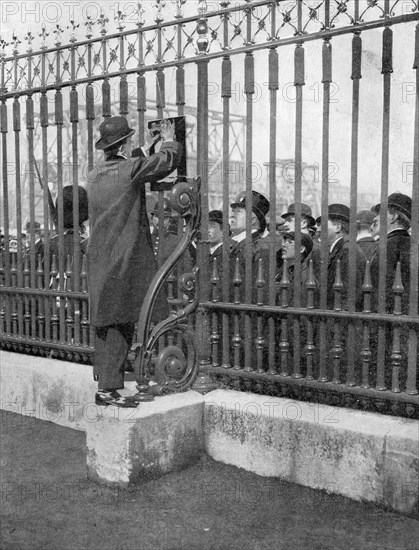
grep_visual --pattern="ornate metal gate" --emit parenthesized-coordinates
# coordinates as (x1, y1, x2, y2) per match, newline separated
(1, 1, 418, 417)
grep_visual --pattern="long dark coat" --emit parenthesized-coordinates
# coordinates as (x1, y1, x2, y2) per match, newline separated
(326, 236, 366, 311)
(86, 142, 182, 327)
(357, 236, 377, 262)
(370, 229, 413, 314)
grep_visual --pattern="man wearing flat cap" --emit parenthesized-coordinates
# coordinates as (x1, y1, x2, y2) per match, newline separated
(316, 204, 366, 311)
(370, 193, 413, 315)
(86, 116, 182, 408)
(356, 209, 377, 261)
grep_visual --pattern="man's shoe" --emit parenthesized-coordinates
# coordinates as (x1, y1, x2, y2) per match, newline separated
(95, 390, 139, 408)
(95, 389, 121, 406)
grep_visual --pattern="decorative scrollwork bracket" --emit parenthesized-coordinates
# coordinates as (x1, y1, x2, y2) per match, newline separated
(133, 176, 201, 401)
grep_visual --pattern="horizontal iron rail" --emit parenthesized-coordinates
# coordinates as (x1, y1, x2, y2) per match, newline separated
(206, 365, 419, 402)
(0, 334, 93, 354)
(0, 288, 87, 299)
(1, 0, 283, 61)
(3, 0, 416, 63)
(1, 13, 418, 100)
(200, 301, 419, 325)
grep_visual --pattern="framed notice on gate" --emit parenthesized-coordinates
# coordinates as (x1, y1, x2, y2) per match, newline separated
(147, 116, 187, 191)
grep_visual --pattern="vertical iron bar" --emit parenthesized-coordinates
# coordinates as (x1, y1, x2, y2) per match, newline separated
(137, 21, 145, 144)
(318, 19, 331, 383)
(293, 36, 305, 378)
(221, 50, 231, 367)
(244, 2, 254, 372)
(256, 258, 266, 372)
(55, 89, 65, 342)
(25, 92, 36, 338)
(305, 260, 316, 379)
(40, 90, 51, 341)
(376, 25, 393, 390)
(361, 261, 373, 388)
(13, 96, 24, 336)
(268, 41, 278, 375)
(1, 99, 11, 334)
(211, 258, 220, 366)
(86, 36, 95, 172)
(50, 255, 59, 341)
(70, 37, 81, 345)
(347, 30, 362, 386)
(279, 260, 290, 376)
(390, 262, 403, 393)
(233, 257, 243, 370)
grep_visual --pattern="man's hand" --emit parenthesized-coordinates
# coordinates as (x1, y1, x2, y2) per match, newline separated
(144, 130, 160, 151)
(160, 119, 175, 142)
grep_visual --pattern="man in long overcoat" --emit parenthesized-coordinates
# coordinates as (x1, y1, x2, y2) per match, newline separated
(316, 204, 366, 311)
(86, 116, 182, 407)
(370, 193, 413, 315)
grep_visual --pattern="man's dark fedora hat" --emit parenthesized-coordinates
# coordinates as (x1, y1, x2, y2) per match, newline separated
(209, 210, 223, 226)
(58, 186, 89, 229)
(316, 204, 350, 224)
(95, 116, 135, 150)
(283, 231, 314, 256)
(372, 193, 412, 220)
(230, 191, 270, 228)
(281, 203, 316, 227)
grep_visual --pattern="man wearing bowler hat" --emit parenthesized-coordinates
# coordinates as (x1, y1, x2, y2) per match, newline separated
(370, 193, 413, 315)
(229, 190, 270, 302)
(276, 231, 317, 308)
(281, 203, 317, 236)
(86, 116, 182, 408)
(316, 204, 366, 311)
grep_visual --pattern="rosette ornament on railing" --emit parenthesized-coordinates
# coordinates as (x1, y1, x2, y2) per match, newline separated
(133, 177, 201, 401)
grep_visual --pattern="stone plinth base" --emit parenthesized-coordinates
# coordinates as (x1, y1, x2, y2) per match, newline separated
(204, 390, 419, 517)
(0, 350, 96, 431)
(86, 391, 204, 485)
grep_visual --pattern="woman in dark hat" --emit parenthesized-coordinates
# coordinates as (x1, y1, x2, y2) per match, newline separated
(86, 116, 182, 407)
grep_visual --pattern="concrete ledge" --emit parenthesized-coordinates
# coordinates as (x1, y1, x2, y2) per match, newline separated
(86, 392, 204, 485)
(204, 390, 419, 517)
(0, 350, 96, 431)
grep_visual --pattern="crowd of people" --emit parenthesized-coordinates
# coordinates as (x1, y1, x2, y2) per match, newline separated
(191, 190, 414, 316)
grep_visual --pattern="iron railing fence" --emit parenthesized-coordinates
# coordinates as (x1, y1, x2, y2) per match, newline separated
(1, 0, 418, 417)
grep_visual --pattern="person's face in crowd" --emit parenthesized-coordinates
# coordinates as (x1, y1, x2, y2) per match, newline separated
(371, 215, 380, 239)
(230, 207, 246, 234)
(230, 208, 258, 234)
(208, 221, 223, 244)
(327, 219, 341, 245)
(283, 215, 296, 232)
(282, 237, 306, 263)
(283, 215, 309, 233)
